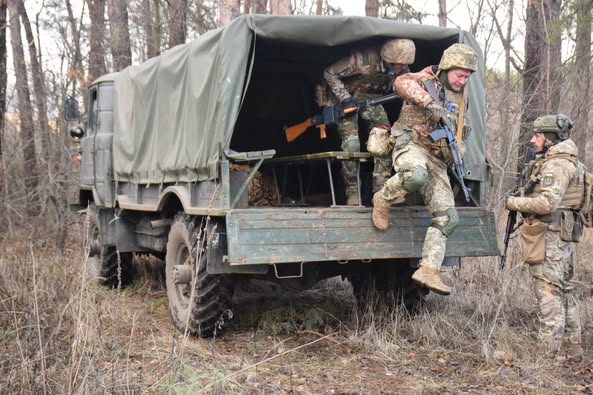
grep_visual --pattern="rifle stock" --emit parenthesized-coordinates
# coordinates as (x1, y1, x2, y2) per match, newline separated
(285, 119, 313, 143)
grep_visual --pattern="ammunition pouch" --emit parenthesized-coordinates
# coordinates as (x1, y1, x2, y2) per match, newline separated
(519, 219, 547, 264)
(560, 211, 583, 242)
(536, 210, 582, 243)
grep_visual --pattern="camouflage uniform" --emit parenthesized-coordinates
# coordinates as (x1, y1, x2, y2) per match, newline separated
(506, 137, 583, 354)
(372, 43, 477, 295)
(321, 45, 410, 199)
(377, 66, 469, 270)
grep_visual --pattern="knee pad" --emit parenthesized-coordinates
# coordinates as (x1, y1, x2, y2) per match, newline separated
(401, 166, 428, 192)
(342, 137, 360, 153)
(431, 208, 459, 237)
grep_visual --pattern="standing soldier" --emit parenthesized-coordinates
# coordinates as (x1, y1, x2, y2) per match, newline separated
(506, 114, 584, 361)
(371, 43, 477, 295)
(317, 38, 416, 205)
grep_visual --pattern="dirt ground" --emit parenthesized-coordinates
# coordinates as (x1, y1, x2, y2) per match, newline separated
(2, 231, 592, 394)
(99, 275, 593, 395)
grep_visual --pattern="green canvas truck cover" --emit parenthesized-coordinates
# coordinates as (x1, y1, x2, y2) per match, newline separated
(112, 14, 485, 184)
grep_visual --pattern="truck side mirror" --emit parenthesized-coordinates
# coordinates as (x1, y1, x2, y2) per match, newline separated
(70, 126, 85, 140)
(64, 96, 80, 121)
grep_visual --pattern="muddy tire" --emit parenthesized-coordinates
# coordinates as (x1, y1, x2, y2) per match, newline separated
(165, 214, 233, 337)
(349, 260, 427, 312)
(85, 204, 134, 288)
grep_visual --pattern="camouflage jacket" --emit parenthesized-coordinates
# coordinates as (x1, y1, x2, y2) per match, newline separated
(507, 139, 583, 216)
(394, 66, 469, 161)
(317, 47, 396, 106)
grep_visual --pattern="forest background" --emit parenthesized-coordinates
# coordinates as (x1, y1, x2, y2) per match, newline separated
(0, 0, 592, 393)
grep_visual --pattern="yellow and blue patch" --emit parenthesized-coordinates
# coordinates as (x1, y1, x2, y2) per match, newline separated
(542, 170, 554, 186)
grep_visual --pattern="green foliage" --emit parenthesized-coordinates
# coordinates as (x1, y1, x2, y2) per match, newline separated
(158, 364, 237, 394)
(254, 301, 346, 335)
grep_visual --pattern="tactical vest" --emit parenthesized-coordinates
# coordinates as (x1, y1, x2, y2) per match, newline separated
(525, 153, 585, 211)
(397, 75, 466, 160)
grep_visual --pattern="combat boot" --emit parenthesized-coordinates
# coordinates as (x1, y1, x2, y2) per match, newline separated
(555, 343, 583, 363)
(411, 265, 451, 295)
(372, 192, 390, 230)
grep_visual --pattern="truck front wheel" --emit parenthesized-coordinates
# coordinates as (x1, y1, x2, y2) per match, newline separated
(165, 214, 233, 337)
(85, 204, 134, 288)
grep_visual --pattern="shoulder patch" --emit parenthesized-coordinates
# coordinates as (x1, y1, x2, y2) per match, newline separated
(542, 170, 555, 186)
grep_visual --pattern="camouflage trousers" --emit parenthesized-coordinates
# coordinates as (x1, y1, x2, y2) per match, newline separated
(337, 94, 391, 197)
(377, 140, 455, 270)
(528, 230, 581, 353)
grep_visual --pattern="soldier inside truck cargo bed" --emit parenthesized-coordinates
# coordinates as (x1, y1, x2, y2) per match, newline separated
(316, 39, 416, 205)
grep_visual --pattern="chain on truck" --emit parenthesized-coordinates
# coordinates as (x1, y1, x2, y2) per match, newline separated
(65, 15, 498, 337)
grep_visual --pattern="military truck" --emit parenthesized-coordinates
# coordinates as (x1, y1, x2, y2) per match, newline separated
(66, 15, 498, 337)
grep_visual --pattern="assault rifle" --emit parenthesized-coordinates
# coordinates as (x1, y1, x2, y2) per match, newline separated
(284, 93, 399, 143)
(500, 146, 536, 269)
(428, 121, 475, 205)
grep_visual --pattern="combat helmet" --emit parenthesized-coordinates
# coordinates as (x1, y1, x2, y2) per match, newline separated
(533, 113, 573, 141)
(438, 43, 477, 72)
(381, 38, 416, 64)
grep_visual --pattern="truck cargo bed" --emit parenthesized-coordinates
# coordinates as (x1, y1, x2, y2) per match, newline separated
(226, 206, 498, 265)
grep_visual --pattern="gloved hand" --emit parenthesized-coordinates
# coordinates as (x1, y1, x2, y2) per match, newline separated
(425, 101, 448, 124)
(341, 97, 357, 109)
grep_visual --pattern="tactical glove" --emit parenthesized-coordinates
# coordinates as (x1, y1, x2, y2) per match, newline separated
(341, 97, 357, 109)
(426, 101, 448, 124)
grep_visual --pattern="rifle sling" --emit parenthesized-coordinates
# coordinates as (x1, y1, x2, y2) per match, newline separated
(456, 95, 465, 142)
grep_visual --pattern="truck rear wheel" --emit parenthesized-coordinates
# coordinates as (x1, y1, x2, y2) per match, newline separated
(85, 204, 134, 288)
(165, 214, 233, 337)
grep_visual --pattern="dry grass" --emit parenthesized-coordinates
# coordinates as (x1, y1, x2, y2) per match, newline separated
(1, 217, 592, 393)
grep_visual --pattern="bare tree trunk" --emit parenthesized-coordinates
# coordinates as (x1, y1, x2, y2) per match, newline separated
(270, 0, 291, 14)
(438, 0, 447, 26)
(167, 0, 188, 47)
(107, 0, 132, 70)
(0, 0, 6, 161)
(153, 0, 161, 56)
(504, 0, 514, 84)
(141, 0, 155, 60)
(573, 0, 592, 166)
(244, 0, 251, 13)
(252, 0, 267, 13)
(543, 0, 561, 113)
(65, 0, 84, 92)
(365, 0, 379, 16)
(520, 0, 545, 147)
(8, 0, 39, 208)
(219, 0, 241, 26)
(87, 0, 107, 81)
(17, 0, 50, 170)
(315, 0, 322, 15)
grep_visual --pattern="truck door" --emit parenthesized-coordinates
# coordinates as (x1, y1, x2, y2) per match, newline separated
(93, 82, 115, 207)
(79, 88, 98, 188)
